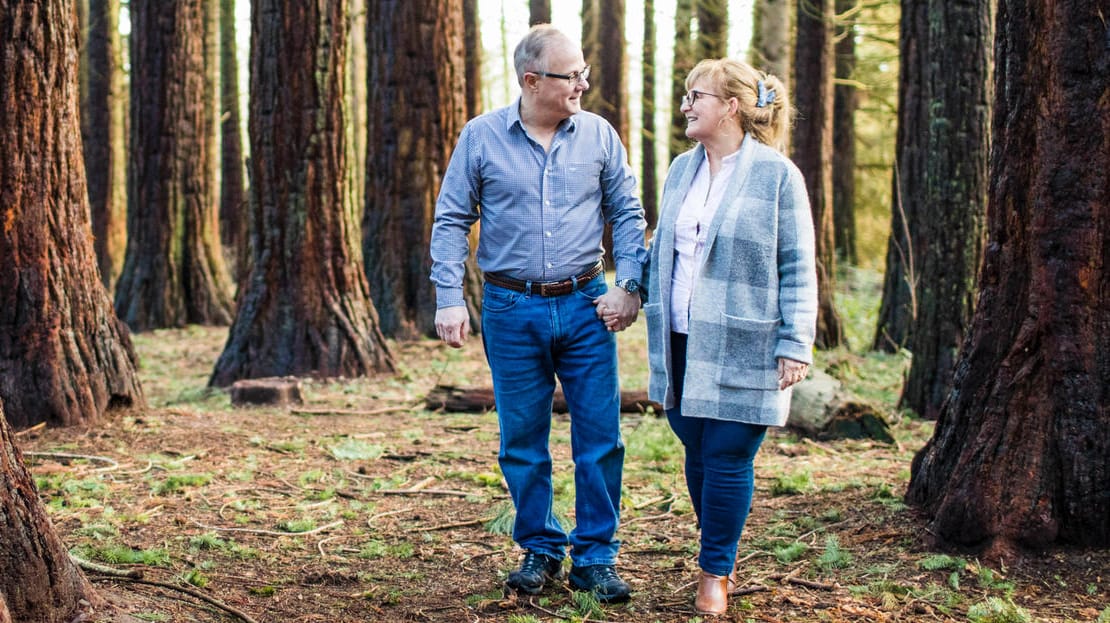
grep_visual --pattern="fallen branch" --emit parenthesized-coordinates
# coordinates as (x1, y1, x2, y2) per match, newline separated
(93, 576, 260, 623)
(767, 572, 838, 591)
(426, 384, 662, 414)
(71, 554, 144, 579)
(376, 488, 473, 497)
(291, 405, 414, 417)
(191, 519, 343, 537)
(14, 422, 47, 436)
(623, 511, 674, 525)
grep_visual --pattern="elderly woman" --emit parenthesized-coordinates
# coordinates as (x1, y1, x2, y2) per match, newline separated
(642, 58, 817, 615)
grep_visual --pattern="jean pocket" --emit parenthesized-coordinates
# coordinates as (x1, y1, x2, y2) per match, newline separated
(716, 314, 780, 390)
(482, 285, 521, 313)
(572, 276, 608, 302)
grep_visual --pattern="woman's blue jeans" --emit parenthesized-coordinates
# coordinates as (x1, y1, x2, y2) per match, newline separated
(666, 332, 767, 577)
(481, 274, 624, 566)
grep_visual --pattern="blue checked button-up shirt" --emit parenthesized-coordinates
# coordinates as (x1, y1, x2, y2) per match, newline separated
(430, 99, 648, 308)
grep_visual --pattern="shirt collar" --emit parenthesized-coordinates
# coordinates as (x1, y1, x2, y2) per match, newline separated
(506, 97, 578, 133)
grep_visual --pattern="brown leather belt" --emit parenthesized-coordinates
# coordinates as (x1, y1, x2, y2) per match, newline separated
(484, 262, 604, 297)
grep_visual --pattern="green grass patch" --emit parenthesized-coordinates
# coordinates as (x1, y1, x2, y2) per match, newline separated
(770, 471, 813, 496)
(327, 438, 384, 461)
(152, 473, 212, 495)
(918, 554, 965, 571)
(72, 543, 171, 566)
(967, 597, 1032, 623)
(816, 535, 853, 570)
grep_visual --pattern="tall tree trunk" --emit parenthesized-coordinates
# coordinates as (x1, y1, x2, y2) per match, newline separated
(641, 0, 658, 227)
(832, 0, 857, 265)
(364, 0, 471, 339)
(529, 0, 551, 25)
(1, 0, 144, 429)
(670, 0, 694, 160)
(116, 0, 234, 331)
(750, 0, 792, 149)
(463, 0, 482, 118)
(347, 0, 368, 263)
(220, 0, 248, 283)
(906, 0, 1109, 552)
(80, 0, 127, 290)
(696, 0, 728, 59)
(0, 400, 104, 622)
(793, 0, 843, 348)
(580, 0, 601, 114)
(872, 0, 928, 352)
(598, 0, 629, 145)
(211, 0, 394, 385)
(901, 0, 991, 420)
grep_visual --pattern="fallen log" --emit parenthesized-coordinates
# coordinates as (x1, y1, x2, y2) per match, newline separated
(425, 385, 663, 415)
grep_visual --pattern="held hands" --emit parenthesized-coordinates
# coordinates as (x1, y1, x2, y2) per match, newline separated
(594, 288, 640, 332)
(777, 357, 809, 390)
(434, 306, 470, 348)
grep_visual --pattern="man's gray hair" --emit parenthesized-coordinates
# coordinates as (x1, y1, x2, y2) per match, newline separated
(513, 24, 571, 86)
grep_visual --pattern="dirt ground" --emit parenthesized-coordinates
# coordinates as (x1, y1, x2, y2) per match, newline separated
(18, 327, 1109, 623)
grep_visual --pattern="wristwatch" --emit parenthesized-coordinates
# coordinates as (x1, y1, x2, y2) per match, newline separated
(615, 278, 641, 296)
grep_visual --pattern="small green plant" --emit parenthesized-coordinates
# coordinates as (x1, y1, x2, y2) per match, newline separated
(976, 565, 1015, 593)
(967, 597, 1031, 623)
(181, 568, 210, 588)
(1097, 606, 1110, 623)
(465, 589, 504, 608)
(770, 471, 812, 496)
(327, 438, 383, 460)
(152, 473, 212, 495)
(73, 544, 171, 566)
(919, 554, 966, 571)
(816, 535, 852, 570)
(133, 614, 170, 622)
(73, 522, 118, 540)
(507, 615, 543, 623)
(188, 533, 227, 551)
(774, 542, 808, 563)
(565, 590, 604, 620)
(277, 519, 317, 533)
(485, 502, 515, 536)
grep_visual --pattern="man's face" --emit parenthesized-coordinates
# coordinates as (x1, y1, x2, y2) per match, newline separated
(532, 41, 590, 120)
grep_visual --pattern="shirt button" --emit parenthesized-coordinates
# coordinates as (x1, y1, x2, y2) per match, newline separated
(545, 200, 551, 206)
(545, 231, 552, 237)
(547, 262, 553, 268)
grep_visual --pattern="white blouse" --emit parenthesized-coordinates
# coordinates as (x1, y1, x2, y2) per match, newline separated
(670, 147, 742, 334)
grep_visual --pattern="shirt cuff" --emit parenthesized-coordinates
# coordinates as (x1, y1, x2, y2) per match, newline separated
(435, 286, 466, 309)
(613, 260, 645, 285)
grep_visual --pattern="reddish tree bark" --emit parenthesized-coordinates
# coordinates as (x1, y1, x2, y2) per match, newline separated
(906, 0, 1109, 552)
(670, 0, 694, 160)
(696, 0, 728, 59)
(210, 0, 394, 385)
(0, 400, 104, 622)
(1, 0, 144, 429)
(364, 0, 474, 338)
(463, 0, 483, 119)
(115, 0, 234, 331)
(832, 0, 858, 265)
(792, 0, 843, 348)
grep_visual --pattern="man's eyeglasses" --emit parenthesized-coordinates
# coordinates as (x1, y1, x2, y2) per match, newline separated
(682, 89, 726, 107)
(534, 65, 591, 86)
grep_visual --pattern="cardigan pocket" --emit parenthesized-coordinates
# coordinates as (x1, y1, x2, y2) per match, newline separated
(716, 313, 781, 390)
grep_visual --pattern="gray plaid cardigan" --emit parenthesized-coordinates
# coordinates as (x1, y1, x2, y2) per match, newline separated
(644, 135, 818, 426)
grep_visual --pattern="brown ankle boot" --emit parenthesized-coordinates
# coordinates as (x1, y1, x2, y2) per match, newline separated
(728, 569, 737, 593)
(694, 571, 729, 615)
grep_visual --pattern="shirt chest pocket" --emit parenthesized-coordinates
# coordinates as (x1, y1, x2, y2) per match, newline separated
(564, 161, 603, 206)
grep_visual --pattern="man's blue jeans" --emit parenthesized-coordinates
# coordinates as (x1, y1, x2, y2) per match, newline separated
(481, 274, 624, 566)
(666, 332, 768, 577)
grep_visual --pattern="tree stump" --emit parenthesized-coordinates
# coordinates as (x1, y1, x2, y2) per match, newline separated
(229, 378, 304, 407)
(788, 368, 893, 443)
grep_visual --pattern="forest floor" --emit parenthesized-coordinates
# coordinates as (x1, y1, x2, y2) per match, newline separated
(17, 271, 1110, 623)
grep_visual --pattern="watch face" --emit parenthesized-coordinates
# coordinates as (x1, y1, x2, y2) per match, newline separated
(620, 280, 640, 293)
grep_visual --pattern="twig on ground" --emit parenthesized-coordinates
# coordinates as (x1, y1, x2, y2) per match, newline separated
(767, 572, 837, 591)
(376, 488, 473, 497)
(460, 549, 502, 571)
(191, 519, 343, 537)
(71, 554, 144, 579)
(802, 437, 842, 454)
(316, 534, 344, 557)
(411, 518, 485, 532)
(93, 576, 260, 623)
(291, 405, 415, 417)
(736, 550, 773, 565)
(367, 507, 411, 525)
(623, 511, 674, 525)
(24, 451, 119, 470)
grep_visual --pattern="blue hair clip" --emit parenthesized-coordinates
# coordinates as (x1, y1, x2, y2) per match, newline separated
(756, 80, 776, 108)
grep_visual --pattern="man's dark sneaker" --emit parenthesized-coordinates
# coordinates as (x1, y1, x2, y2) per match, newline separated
(568, 564, 632, 603)
(505, 551, 563, 594)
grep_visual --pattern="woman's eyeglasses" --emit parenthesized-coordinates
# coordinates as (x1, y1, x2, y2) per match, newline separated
(682, 89, 726, 106)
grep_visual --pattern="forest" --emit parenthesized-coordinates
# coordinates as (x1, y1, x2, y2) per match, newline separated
(0, 0, 1106, 622)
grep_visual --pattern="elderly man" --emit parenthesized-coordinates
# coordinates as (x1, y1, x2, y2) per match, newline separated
(429, 24, 646, 603)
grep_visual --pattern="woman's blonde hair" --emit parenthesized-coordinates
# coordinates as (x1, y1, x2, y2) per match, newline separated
(686, 58, 792, 152)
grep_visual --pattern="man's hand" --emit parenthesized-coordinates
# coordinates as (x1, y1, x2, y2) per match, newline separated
(777, 357, 810, 390)
(594, 289, 640, 332)
(435, 306, 470, 348)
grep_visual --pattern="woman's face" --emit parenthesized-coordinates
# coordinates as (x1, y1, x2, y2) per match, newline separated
(680, 78, 732, 143)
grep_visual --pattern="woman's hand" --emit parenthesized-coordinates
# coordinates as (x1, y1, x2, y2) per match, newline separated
(777, 357, 809, 390)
